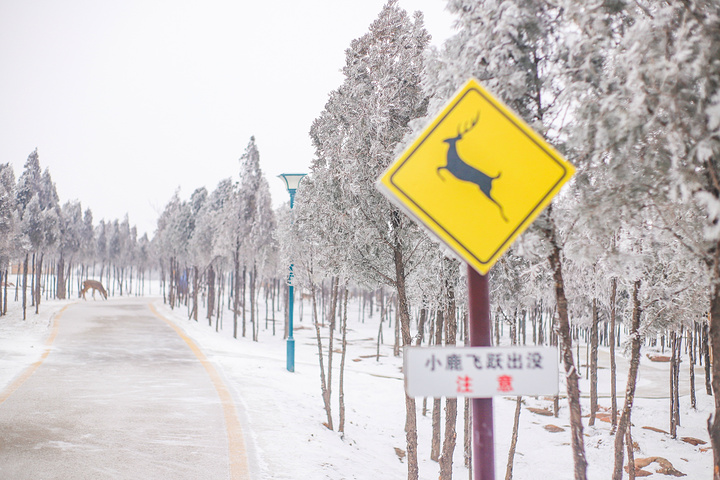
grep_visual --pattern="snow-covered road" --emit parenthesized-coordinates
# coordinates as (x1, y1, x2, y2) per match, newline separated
(0, 298, 248, 480)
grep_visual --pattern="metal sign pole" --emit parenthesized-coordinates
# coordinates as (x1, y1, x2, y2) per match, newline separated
(467, 265, 495, 480)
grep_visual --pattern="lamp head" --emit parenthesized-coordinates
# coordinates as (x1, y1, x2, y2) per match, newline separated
(277, 173, 307, 192)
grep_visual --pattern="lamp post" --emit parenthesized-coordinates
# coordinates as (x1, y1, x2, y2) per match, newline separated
(278, 173, 306, 372)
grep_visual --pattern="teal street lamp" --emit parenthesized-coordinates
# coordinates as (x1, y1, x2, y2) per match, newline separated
(278, 173, 306, 372)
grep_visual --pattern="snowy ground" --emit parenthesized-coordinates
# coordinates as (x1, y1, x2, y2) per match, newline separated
(0, 294, 713, 479)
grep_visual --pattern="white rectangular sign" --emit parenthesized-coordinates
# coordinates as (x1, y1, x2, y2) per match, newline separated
(404, 346, 559, 398)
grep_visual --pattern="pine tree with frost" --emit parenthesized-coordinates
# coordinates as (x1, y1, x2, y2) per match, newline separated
(202, 178, 237, 262)
(189, 179, 235, 325)
(95, 220, 108, 275)
(228, 136, 276, 340)
(424, 1, 591, 477)
(15, 151, 60, 314)
(560, 1, 720, 472)
(15, 149, 41, 215)
(299, 2, 431, 477)
(287, 175, 339, 431)
(57, 200, 83, 299)
(0, 163, 16, 307)
(80, 208, 94, 268)
(237, 139, 276, 341)
(184, 187, 207, 319)
(153, 191, 192, 308)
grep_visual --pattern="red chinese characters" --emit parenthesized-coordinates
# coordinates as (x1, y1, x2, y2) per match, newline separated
(497, 375, 513, 392)
(457, 375, 473, 394)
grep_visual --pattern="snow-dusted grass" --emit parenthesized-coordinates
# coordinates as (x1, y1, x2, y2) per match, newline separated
(0, 294, 712, 479)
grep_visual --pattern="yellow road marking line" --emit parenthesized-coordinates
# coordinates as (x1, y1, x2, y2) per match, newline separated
(149, 303, 250, 480)
(0, 304, 70, 406)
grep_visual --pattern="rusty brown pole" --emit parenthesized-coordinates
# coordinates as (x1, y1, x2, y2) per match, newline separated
(467, 265, 495, 480)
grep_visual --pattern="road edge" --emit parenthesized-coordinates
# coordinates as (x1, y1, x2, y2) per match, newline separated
(0, 303, 70, 406)
(149, 303, 251, 480)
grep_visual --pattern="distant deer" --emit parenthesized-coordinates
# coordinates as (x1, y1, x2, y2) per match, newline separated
(437, 112, 508, 222)
(80, 280, 108, 300)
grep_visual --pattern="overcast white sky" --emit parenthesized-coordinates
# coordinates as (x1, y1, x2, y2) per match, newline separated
(0, 0, 454, 238)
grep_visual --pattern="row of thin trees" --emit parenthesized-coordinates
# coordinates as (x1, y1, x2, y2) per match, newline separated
(0, 149, 152, 319)
(280, 1, 720, 479)
(4, 0, 718, 478)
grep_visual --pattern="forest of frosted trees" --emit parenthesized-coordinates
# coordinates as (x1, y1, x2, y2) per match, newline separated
(0, 148, 152, 320)
(2, 0, 720, 479)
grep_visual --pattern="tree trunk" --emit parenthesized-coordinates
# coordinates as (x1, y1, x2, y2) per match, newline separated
(416, 307, 427, 347)
(376, 303, 384, 361)
(505, 297, 522, 480)
(463, 309, 472, 470)
(690, 323, 697, 410)
(57, 254, 66, 300)
(439, 274, 457, 480)
(217, 270, 224, 332)
(207, 264, 215, 326)
(394, 302, 401, 356)
(704, 321, 712, 396)
(250, 264, 258, 341)
(3, 268, 8, 314)
(393, 239, 418, 480)
(626, 427, 636, 480)
(329, 276, 339, 332)
(169, 257, 176, 309)
(311, 278, 333, 430)
(66, 260, 73, 299)
(673, 325, 684, 438)
(612, 280, 642, 480)
(431, 307, 444, 462)
(505, 396, 523, 480)
(233, 249, 240, 339)
(589, 298, 599, 426)
(339, 285, 348, 434)
(22, 253, 28, 320)
(192, 265, 199, 321)
(708, 235, 720, 479)
(610, 277, 618, 430)
(242, 265, 247, 337)
(671, 332, 677, 437)
(547, 224, 588, 480)
(35, 252, 43, 314)
(326, 278, 336, 417)
(264, 282, 268, 330)
(30, 253, 35, 307)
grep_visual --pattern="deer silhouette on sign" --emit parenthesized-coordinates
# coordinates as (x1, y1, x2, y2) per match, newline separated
(437, 112, 508, 222)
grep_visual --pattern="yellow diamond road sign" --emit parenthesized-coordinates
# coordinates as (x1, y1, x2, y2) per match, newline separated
(377, 78, 575, 274)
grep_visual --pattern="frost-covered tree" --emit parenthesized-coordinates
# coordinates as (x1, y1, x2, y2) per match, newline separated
(95, 220, 108, 279)
(38, 168, 60, 253)
(559, 1, 720, 471)
(190, 179, 234, 324)
(0, 163, 16, 314)
(114, 216, 137, 295)
(79, 208, 95, 275)
(185, 187, 207, 320)
(135, 232, 151, 294)
(300, 1, 432, 477)
(237, 137, 276, 341)
(424, 1, 591, 476)
(57, 200, 84, 299)
(15, 150, 60, 315)
(154, 191, 194, 308)
(15, 149, 41, 215)
(15, 151, 42, 313)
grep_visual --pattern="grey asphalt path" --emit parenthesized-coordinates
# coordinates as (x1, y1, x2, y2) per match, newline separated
(0, 298, 247, 480)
